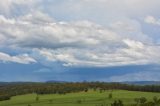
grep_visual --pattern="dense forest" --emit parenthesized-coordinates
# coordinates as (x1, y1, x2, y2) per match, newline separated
(0, 82, 160, 101)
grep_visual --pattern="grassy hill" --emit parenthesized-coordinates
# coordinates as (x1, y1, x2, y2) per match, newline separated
(0, 90, 159, 106)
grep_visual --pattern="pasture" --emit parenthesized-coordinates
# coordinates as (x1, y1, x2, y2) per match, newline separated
(0, 90, 159, 106)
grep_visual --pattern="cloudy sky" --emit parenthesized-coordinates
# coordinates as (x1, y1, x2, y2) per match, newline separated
(0, 0, 160, 82)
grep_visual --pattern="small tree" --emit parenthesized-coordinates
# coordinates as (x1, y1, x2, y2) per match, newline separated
(93, 87, 97, 91)
(139, 97, 147, 104)
(49, 99, 53, 104)
(99, 88, 103, 93)
(76, 99, 82, 104)
(108, 93, 112, 99)
(36, 95, 39, 102)
(84, 88, 88, 92)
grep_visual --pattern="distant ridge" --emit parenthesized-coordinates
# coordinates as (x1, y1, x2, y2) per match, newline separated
(121, 81, 160, 85)
(1, 81, 160, 85)
(46, 80, 68, 83)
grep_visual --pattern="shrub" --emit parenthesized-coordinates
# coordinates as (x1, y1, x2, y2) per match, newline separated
(108, 93, 112, 99)
(111, 100, 124, 106)
(76, 99, 82, 104)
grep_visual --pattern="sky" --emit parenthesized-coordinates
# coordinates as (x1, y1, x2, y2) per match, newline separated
(0, 0, 160, 82)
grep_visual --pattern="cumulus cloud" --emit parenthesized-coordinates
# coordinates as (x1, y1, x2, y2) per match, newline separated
(0, 10, 159, 67)
(109, 19, 151, 43)
(0, 13, 119, 49)
(38, 39, 160, 67)
(0, 0, 159, 68)
(145, 16, 160, 26)
(0, 52, 36, 64)
(0, 0, 40, 15)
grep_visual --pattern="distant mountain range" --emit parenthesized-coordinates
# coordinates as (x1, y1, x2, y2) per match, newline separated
(121, 81, 160, 85)
(45, 81, 160, 85)
(46, 80, 68, 83)
(46, 81, 160, 85)
(0, 81, 160, 85)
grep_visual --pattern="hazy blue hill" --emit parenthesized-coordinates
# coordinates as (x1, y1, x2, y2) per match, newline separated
(122, 81, 160, 85)
(1, 81, 160, 86)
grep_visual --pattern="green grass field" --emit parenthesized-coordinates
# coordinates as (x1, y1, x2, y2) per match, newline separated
(0, 90, 159, 106)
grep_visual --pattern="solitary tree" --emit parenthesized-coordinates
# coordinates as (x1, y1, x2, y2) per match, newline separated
(76, 99, 82, 104)
(49, 99, 53, 104)
(36, 95, 39, 102)
(139, 97, 147, 104)
(108, 93, 112, 99)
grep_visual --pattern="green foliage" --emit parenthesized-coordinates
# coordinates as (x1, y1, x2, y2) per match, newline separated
(76, 99, 82, 104)
(49, 99, 53, 104)
(0, 95, 10, 101)
(108, 93, 112, 99)
(133, 96, 160, 106)
(84, 88, 88, 92)
(134, 97, 147, 106)
(99, 88, 105, 93)
(111, 100, 124, 106)
(139, 97, 147, 104)
(95, 103, 108, 106)
(36, 95, 39, 101)
(151, 96, 160, 106)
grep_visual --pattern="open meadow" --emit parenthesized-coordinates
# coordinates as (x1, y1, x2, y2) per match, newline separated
(0, 90, 160, 106)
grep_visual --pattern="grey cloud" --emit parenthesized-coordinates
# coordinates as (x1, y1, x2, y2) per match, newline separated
(0, 11, 160, 67)
(0, 13, 119, 49)
(0, 52, 36, 64)
(145, 16, 160, 26)
(0, 0, 159, 67)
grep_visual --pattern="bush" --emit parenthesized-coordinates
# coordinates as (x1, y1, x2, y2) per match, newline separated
(36, 95, 39, 101)
(49, 99, 53, 104)
(108, 93, 112, 99)
(0, 95, 11, 101)
(76, 99, 82, 104)
(111, 100, 124, 106)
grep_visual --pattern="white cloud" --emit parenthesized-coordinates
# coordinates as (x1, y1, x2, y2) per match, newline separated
(145, 16, 160, 26)
(0, 52, 37, 64)
(123, 39, 144, 49)
(0, 13, 119, 49)
(0, 1, 159, 68)
(38, 39, 160, 67)
(0, 0, 40, 15)
(109, 19, 151, 43)
(0, 11, 159, 67)
(19, 11, 54, 24)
